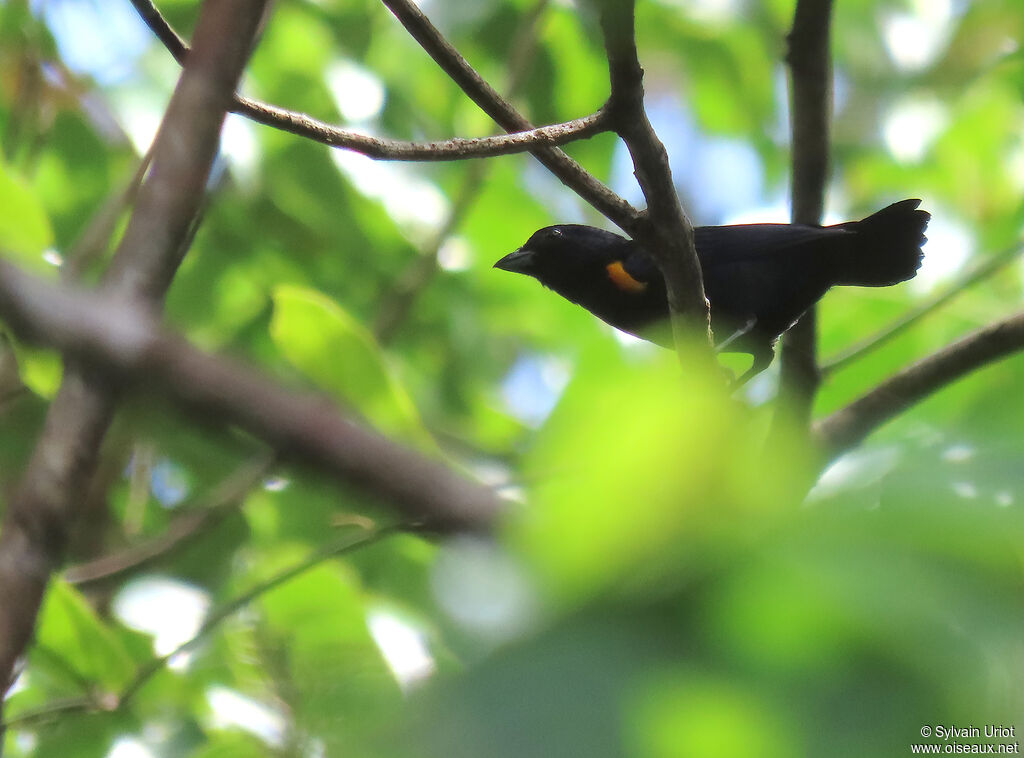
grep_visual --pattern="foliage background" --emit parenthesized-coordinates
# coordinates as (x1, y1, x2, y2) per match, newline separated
(1, 0, 1023, 755)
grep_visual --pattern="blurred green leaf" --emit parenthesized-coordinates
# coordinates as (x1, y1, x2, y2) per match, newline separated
(269, 283, 436, 450)
(624, 672, 800, 758)
(14, 343, 62, 399)
(0, 157, 54, 267)
(34, 581, 139, 691)
(257, 550, 402, 752)
(186, 730, 269, 758)
(24, 712, 133, 758)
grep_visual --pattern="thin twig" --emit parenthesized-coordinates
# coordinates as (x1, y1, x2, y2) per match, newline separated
(128, 0, 188, 64)
(0, 695, 96, 730)
(64, 454, 276, 587)
(4, 525, 396, 729)
(823, 241, 1024, 374)
(373, 167, 486, 342)
(814, 311, 1024, 456)
(118, 524, 397, 705)
(123, 442, 156, 537)
(62, 147, 154, 281)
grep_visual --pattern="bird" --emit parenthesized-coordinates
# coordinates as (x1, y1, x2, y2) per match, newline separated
(494, 199, 929, 385)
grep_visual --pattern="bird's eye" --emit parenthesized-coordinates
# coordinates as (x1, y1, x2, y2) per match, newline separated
(549, 228, 563, 238)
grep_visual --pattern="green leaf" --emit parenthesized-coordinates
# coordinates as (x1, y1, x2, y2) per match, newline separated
(624, 671, 800, 758)
(34, 580, 137, 691)
(186, 730, 269, 758)
(269, 284, 435, 450)
(257, 551, 401, 751)
(23, 711, 132, 758)
(15, 344, 63, 399)
(0, 158, 54, 269)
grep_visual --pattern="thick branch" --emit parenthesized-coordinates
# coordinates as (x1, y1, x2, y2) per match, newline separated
(0, 259, 502, 532)
(596, 0, 709, 350)
(0, 0, 267, 702)
(814, 312, 1024, 456)
(774, 0, 833, 424)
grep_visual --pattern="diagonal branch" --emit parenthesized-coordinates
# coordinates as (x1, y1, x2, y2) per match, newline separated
(117, 524, 397, 706)
(5, 524, 395, 728)
(774, 0, 834, 422)
(374, 163, 487, 342)
(129, 0, 189, 64)
(379, 0, 640, 233)
(63, 455, 276, 587)
(62, 148, 154, 281)
(814, 311, 1024, 456)
(0, 258, 502, 532)
(0, 0, 269, 705)
(823, 241, 1024, 374)
(373, 0, 551, 342)
(595, 0, 709, 351)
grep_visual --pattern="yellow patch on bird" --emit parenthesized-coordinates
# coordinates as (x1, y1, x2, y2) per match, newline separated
(606, 261, 648, 293)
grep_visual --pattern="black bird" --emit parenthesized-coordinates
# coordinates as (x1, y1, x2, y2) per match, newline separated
(494, 199, 929, 385)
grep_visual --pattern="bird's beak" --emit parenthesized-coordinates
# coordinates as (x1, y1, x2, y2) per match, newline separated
(494, 247, 536, 274)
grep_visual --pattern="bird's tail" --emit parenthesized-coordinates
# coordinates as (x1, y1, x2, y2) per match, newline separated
(832, 199, 929, 287)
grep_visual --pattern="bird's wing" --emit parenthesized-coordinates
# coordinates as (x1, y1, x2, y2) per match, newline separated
(621, 225, 853, 279)
(694, 223, 852, 266)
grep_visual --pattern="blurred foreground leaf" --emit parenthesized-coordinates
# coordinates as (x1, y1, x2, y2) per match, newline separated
(509, 339, 811, 604)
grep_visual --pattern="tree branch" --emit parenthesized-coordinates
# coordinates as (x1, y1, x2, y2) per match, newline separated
(814, 312, 1024, 456)
(596, 0, 709, 351)
(238, 97, 612, 161)
(379, 0, 641, 233)
(128, 0, 623, 176)
(0, 258, 502, 531)
(775, 0, 834, 420)
(128, 0, 189, 65)
(0, 0, 268, 705)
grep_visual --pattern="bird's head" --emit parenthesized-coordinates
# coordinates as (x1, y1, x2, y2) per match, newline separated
(495, 225, 647, 294)
(494, 225, 667, 342)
